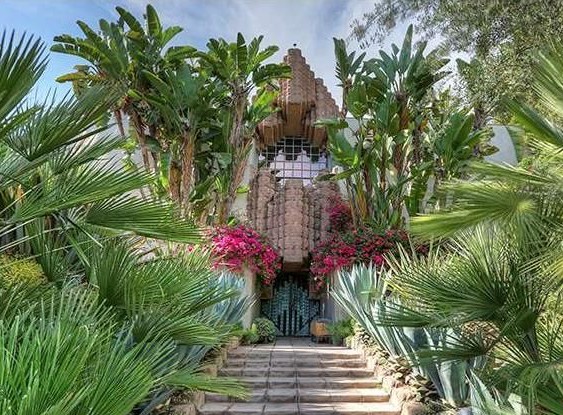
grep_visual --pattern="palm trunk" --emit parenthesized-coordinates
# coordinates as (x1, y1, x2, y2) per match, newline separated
(473, 104, 487, 130)
(391, 93, 410, 228)
(393, 93, 409, 176)
(169, 162, 182, 204)
(114, 109, 126, 138)
(218, 94, 248, 224)
(128, 109, 153, 173)
(218, 144, 250, 224)
(412, 122, 423, 165)
(148, 124, 159, 170)
(180, 130, 195, 215)
(229, 95, 246, 148)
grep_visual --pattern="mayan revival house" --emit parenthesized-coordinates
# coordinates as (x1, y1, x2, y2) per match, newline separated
(240, 48, 343, 336)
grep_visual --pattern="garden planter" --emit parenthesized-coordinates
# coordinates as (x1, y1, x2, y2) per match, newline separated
(310, 319, 331, 342)
(260, 284, 273, 300)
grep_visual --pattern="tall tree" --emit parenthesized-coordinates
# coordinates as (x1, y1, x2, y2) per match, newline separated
(351, 0, 563, 121)
(324, 26, 490, 229)
(52, 5, 195, 176)
(198, 33, 291, 223)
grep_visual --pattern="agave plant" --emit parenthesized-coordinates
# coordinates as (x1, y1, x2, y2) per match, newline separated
(332, 263, 481, 409)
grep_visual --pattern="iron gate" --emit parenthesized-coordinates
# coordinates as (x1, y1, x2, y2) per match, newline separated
(261, 274, 320, 336)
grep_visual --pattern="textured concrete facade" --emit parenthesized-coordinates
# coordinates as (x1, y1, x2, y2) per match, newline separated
(250, 48, 341, 270)
(247, 168, 340, 270)
(256, 48, 339, 149)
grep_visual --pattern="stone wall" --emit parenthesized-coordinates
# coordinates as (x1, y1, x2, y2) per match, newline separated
(247, 168, 340, 271)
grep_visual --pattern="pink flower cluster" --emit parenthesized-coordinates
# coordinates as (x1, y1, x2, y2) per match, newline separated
(326, 195, 352, 232)
(310, 196, 425, 290)
(310, 227, 410, 288)
(208, 225, 281, 285)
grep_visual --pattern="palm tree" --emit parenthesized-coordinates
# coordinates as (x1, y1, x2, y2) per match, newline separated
(1, 30, 250, 410)
(1, 31, 198, 259)
(52, 5, 195, 173)
(198, 33, 291, 223)
(387, 47, 563, 413)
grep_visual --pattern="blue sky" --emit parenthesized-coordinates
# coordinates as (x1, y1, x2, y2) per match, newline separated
(0, 0, 413, 102)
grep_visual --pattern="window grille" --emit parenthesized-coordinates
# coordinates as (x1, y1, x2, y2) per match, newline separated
(258, 137, 328, 186)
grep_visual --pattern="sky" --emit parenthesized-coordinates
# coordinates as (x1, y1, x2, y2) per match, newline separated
(0, 0, 418, 103)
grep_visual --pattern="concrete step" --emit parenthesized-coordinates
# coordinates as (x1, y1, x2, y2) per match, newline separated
(206, 388, 390, 403)
(199, 402, 400, 414)
(224, 358, 366, 368)
(236, 377, 380, 389)
(220, 367, 373, 378)
(197, 341, 399, 415)
(227, 352, 362, 361)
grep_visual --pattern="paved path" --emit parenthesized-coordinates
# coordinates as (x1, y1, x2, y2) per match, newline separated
(199, 337, 400, 415)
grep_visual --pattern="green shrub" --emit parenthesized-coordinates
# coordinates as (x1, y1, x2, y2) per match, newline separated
(0, 255, 45, 287)
(251, 318, 276, 343)
(327, 318, 354, 345)
(240, 327, 259, 345)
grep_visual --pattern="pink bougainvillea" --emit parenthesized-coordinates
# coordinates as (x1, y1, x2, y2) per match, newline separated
(326, 195, 352, 233)
(310, 196, 425, 290)
(208, 225, 281, 285)
(310, 227, 411, 289)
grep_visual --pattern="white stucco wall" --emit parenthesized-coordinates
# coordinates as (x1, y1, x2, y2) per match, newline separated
(485, 125, 518, 166)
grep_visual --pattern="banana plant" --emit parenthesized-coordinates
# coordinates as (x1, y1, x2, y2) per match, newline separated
(197, 33, 291, 223)
(138, 63, 221, 212)
(325, 25, 472, 230)
(52, 5, 195, 173)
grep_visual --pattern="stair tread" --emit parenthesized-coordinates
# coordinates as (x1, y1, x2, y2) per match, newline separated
(236, 376, 380, 388)
(199, 402, 400, 414)
(206, 387, 390, 404)
(197, 340, 398, 415)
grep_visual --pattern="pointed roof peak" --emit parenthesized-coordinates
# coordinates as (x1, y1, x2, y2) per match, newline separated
(258, 49, 339, 147)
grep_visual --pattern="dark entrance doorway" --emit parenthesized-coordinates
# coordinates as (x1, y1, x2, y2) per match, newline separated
(261, 273, 320, 336)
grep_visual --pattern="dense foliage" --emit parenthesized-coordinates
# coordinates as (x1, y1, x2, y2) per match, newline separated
(333, 45, 563, 414)
(351, 1, 563, 122)
(251, 317, 277, 343)
(209, 224, 280, 285)
(0, 26, 252, 414)
(323, 26, 492, 230)
(326, 318, 354, 345)
(52, 5, 291, 224)
(2, 3, 562, 414)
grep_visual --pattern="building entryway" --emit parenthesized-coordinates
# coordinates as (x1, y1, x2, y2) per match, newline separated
(261, 273, 320, 336)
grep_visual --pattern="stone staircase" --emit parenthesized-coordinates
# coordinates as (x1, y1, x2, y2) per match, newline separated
(198, 338, 400, 415)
